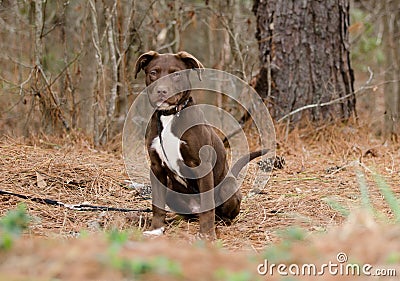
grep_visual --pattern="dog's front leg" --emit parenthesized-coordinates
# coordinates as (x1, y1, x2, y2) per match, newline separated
(197, 172, 216, 239)
(149, 166, 167, 230)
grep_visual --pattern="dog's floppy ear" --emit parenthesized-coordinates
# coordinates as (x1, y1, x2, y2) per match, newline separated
(176, 51, 204, 69)
(134, 51, 159, 79)
(176, 51, 204, 80)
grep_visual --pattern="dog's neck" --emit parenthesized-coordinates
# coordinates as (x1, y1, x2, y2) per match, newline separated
(156, 96, 193, 117)
(156, 95, 193, 149)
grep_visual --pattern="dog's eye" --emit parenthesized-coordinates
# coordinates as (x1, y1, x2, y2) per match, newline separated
(172, 72, 181, 79)
(149, 70, 157, 77)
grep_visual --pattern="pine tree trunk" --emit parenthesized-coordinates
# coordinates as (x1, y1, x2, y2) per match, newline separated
(253, 0, 356, 123)
(383, 0, 400, 140)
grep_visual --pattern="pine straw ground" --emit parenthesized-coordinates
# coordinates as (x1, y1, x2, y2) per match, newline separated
(0, 119, 400, 280)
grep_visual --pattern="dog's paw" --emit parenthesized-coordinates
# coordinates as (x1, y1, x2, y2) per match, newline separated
(195, 231, 217, 241)
(143, 227, 165, 237)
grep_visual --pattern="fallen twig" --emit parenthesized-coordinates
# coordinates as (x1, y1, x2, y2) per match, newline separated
(277, 67, 377, 122)
(0, 189, 151, 213)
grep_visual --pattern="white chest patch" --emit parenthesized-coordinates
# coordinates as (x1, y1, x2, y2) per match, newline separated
(151, 115, 186, 178)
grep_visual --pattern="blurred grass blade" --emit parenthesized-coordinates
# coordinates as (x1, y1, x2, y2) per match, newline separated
(374, 173, 400, 222)
(322, 197, 350, 217)
(356, 170, 372, 210)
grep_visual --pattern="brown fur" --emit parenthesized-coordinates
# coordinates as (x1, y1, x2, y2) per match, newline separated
(135, 51, 267, 239)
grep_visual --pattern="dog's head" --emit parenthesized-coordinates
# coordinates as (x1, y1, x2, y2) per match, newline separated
(134, 51, 204, 110)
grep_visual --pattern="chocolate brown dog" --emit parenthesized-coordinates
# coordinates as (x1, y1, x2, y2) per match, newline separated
(134, 51, 267, 239)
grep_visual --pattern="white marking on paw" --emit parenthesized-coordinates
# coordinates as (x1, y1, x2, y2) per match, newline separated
(189, 199, 200, 213)
(143, 227, 165, 237)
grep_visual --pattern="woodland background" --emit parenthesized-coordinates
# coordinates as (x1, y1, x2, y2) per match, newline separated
(0, 0, 399, 144)
(0, 1, 400, 280)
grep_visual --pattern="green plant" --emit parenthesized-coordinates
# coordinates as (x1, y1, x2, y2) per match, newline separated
(325, 169, 400, 223)
(356, 170, 373, 211)
(214, 268, 258, 281)
(373, 173, 400, 222)
(322, 197, 350, 217)
(385, 251, 400, 264)
(277, 227, 307, 242)
(0, 204, 31, 250)
(107, 228, 129, 248)
(261, 227, 306, 263)
(111, 255, 183, 279)
(104, 229, 182, 279)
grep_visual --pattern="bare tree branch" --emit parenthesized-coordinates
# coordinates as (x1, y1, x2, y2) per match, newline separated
(277, 67, 375, 123)
(36, 65, 70, 131)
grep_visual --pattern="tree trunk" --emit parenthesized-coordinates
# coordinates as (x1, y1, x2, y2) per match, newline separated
(34, 0, 43, 66)
(89, 0, 103, 146)
(383, 0, 400, 140)
(102, 4, 118, 145)
(253, 0, 356, 123)
(114, 0, 135, 136)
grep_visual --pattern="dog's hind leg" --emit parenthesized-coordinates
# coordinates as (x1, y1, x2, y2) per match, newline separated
(215, 176, 242, 222)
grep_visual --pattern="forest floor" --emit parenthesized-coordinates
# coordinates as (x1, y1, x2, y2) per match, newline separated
(0, 118, 399, 281)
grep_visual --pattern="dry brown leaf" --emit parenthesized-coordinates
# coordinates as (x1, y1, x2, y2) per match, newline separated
(36, 171, 47, 188)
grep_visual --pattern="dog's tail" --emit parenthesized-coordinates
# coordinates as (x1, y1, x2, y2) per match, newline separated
(230, 149, 270, 178)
